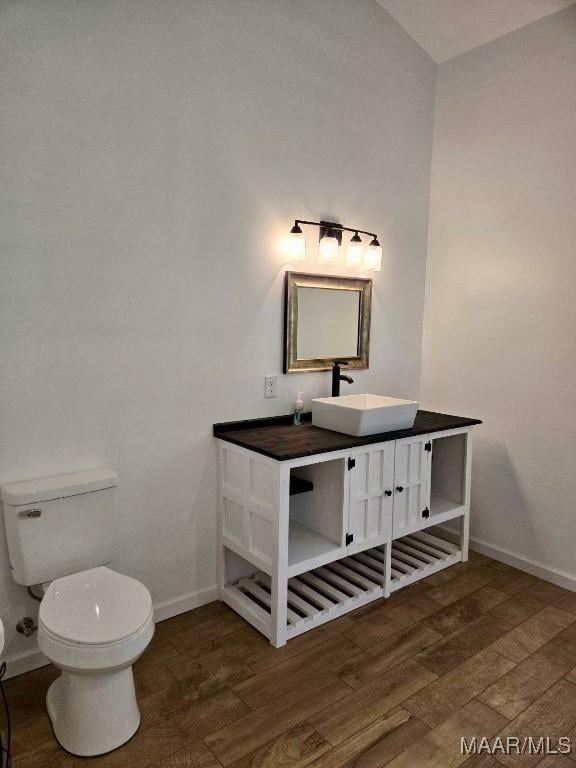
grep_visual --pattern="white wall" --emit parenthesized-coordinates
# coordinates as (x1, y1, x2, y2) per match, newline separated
(0, 0, 436, 667)
(421, 8, 576, 585)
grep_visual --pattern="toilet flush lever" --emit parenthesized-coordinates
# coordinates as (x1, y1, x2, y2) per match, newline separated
(18, 509, 42, 519)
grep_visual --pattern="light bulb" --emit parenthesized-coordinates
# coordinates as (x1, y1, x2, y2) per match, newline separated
(286, 223, 306, 262)
(318, 231, 340, 264)
(365, 236, 382, 272)
(346, 232, 363, 268)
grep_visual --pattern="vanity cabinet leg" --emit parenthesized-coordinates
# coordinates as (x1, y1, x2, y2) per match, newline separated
(383, 541, 392, 598)
(460, 430, 472, 563)
(270, 464, 290, 647)
(270, 574, 288, 648)
(460, 512, 470, 562)
(216, 443, 225, 600)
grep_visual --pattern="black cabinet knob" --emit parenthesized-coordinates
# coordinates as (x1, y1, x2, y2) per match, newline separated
(422, 507, 430, 519)
(396, 486, 404, 493)
(384, 489, 392, 497)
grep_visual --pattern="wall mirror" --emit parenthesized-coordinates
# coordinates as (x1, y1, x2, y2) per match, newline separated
(284, 272, 372, 373)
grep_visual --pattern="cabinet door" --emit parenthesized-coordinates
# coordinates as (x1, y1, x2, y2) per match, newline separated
(347, 442, 395, 553)
(392, 435, 430, 538)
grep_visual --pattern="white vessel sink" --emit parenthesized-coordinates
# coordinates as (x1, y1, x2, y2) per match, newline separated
(312, 394, 418, 436)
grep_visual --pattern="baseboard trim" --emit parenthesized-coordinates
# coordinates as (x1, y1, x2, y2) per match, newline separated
(3, 584, 218, 680)
(469, 536, 576, 592)
(153, 585, 218, 622)
(432, 523, 576, 592)
(3, 648, 50, 680)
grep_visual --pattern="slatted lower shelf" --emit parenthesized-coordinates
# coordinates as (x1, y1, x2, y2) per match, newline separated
(223, 531, 461, 642)
(226, 547, 386, 640)
(390, 530, 461, 591)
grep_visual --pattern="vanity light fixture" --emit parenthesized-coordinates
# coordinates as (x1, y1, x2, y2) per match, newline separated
(346, 232, 364, 267)
(286, 222, 306, 262)
(288, 219, 382, 271)
(318, 226, 340, 264)
(365, 236, 382, 272)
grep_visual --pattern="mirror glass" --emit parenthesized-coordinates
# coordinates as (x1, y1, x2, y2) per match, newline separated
(297, 287, 360, 359)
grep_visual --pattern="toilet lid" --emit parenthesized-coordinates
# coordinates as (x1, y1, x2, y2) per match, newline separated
(39, 567, 153, 645)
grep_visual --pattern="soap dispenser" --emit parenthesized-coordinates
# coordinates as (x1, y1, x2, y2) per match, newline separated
(293, 391, 305, 425)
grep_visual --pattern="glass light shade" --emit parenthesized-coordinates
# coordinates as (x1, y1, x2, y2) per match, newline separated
(286, 230, 306, 262)
(346, 234, 364, 268)
(318, 233, 340, 264)
(365, 240, 382, 271)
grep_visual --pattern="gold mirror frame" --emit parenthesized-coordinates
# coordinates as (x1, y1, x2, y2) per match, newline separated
(283, 272, 372, 373)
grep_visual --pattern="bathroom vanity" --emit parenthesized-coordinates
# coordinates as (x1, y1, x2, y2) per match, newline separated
(214, 410, 481, 647)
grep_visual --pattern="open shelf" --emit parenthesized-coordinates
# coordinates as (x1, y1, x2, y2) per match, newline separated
(288, 458, 345, 577)
(429, 494, 466, 523)
(225, 546, 386, 641)
(290, 473, 314, 496)
(429, 432, 466, 528)
(390, 531, 461, 591)
(287, 523, 344, 577)
(289, 476, 314, 496)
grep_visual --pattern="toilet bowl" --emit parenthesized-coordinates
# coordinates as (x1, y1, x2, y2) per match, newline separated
(37, 566, 154, 757)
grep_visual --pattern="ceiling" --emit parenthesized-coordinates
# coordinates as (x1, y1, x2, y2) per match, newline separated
(377, 0, 575, 62)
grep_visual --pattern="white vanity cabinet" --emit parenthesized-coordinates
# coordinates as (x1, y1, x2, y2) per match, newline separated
(216, 420, 476, 648)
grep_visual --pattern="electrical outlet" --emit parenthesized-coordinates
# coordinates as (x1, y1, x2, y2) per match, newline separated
(264, 375, 277, 398)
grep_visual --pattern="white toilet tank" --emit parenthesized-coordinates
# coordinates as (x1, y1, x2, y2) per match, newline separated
(1, 469, 118, 586)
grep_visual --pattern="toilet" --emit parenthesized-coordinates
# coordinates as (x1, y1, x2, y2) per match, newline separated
(1, 469, 154, 757)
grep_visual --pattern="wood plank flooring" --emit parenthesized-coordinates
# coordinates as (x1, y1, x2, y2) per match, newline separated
(6, 553, 576, 767)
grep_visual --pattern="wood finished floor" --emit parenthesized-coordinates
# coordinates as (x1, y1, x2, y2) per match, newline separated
(7, 553, 576, 767)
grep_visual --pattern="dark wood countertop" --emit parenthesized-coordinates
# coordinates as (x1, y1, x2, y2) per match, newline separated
(213, 410, 482, 461)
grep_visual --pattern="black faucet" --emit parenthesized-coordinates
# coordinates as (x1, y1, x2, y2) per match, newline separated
(331, 360, 354, 397)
